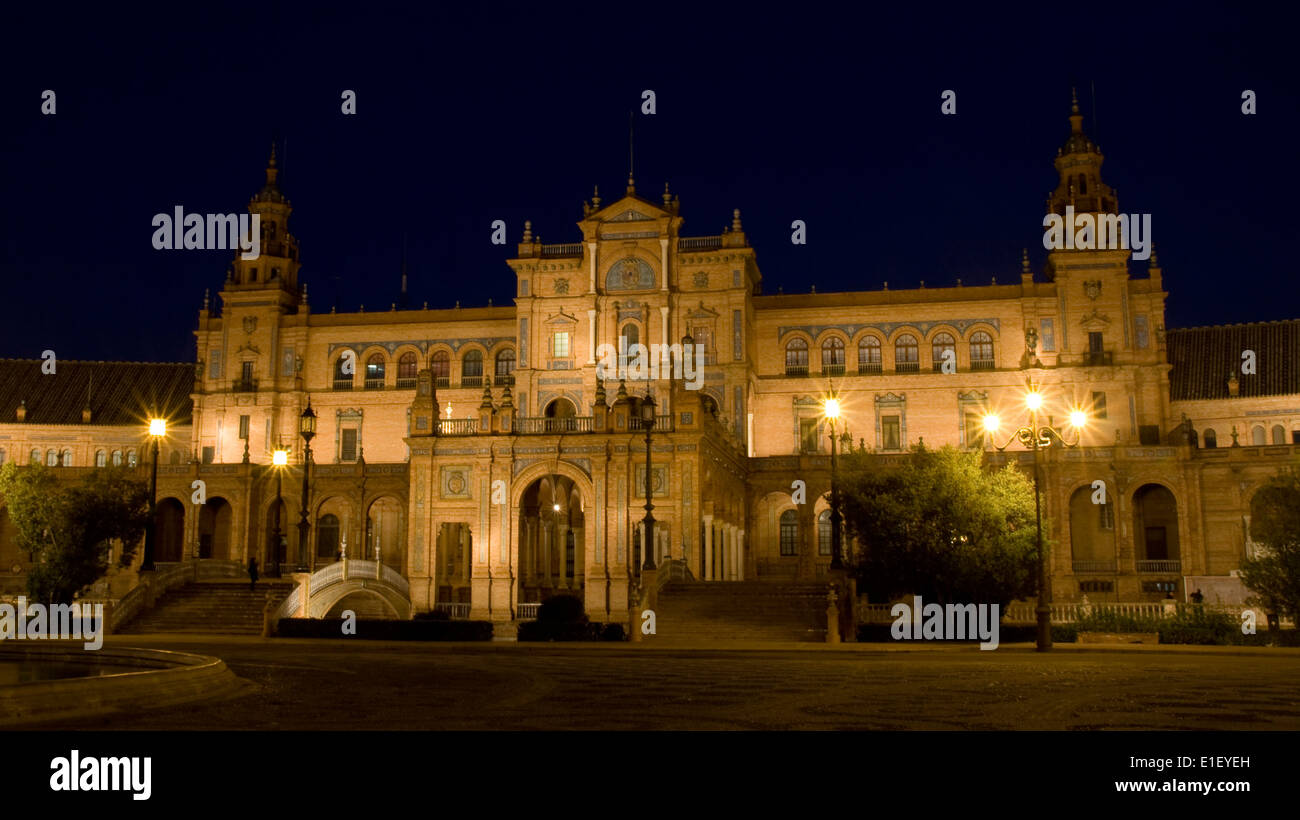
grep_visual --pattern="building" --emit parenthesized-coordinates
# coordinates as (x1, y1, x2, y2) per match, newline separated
(2, 99, 1297, 619)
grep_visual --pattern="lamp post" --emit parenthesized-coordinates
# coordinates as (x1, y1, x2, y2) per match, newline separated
(823, 397, 844, 570)
(268, 447, 289, 578)
(640, 392, 657, 571)
(140, 418, 166, 572)
(983, 390, 1087, 652)
(298, 398, 316, 573)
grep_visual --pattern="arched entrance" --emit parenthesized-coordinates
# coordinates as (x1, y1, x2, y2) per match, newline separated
(543, 398, 577, 432)
(517, 475, 585, 602)
(1133, 484, 1180, 568)
(198, 497, 232, 560)
(435, 523, 473, 603)
(326, 590, 398, 619)
(265, 498, 289, 567)
(366, 496, 404, 571)
(1069, 483, 1116, 571)
(156, 498, 185, 562)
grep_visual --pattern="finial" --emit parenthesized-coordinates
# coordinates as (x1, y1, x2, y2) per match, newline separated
(391, 303, 396, 311)
(919, 280, 925, 288)
(422, 301, 428, 310)
(626, 173, 635, 195)
(956, 278, 962, 287)
(265, 141, 279, 186)
(882, 281, 888, 290)
(732, 209, 743, 232)
(592, 186, 601, 209)
(1071, 87, 1079, 115)
(500, 385, 513, 407)
(202, 288, 210, 310)
(522, 220, 533, 242)
(811, 285, 816, 294)
(454, 301, 460, 309)
(663, 183, 672, 208)
(481, 384, 494, 408)
(488, 298, 493, 307)
(301, 282, 309, 303)
(359, 304, 365, 312)
(1149, 242, 1160, 267)
(617, 379, 628, 400)
(1022, 248, 1031, 274)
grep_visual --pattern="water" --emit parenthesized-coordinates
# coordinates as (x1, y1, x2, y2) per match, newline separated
(0, 660, 129, 686)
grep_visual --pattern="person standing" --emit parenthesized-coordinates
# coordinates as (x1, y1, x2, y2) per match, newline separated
(248, 555, 260, 592)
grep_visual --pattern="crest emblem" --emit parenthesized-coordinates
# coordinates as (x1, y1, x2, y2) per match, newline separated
(242, 316, 258, 334)
(1083, 280, 1102, 301)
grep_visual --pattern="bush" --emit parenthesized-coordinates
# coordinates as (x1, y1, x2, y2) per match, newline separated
(414, 609, 451, 621)
(537, 594, 587, 624)
(276, 618, 493, 641)
(600, 623, 626, 642)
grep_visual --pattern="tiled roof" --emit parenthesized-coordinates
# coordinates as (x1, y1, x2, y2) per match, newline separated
(0, 360, 193, 427)
(1167, 320, 1300, 401)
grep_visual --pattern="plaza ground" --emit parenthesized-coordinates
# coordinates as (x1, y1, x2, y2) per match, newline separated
(28, 636, 1300, 731)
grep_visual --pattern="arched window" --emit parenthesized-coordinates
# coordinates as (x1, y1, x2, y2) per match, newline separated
(858, 336, 882, 374)
(818, 509, 832, 555)
(931, 332, 956, 372)
(970, 331, 995, 369)
(396, 352, 418, 388)
(462, 350, 484, 387)
(785, 338, 809, 376)
(620, 322, 640, 349)
(1203, 429, 1217, 449)
(364, 353, 386, 389)
(61, 449, 73, 467)
(169, 450, 181, 465)
(779, 510, 798, 555)
(95, 450, 106, 467)
(111, 450, 123, 466)
(127, 449, 138, 467)
(1252, 426, 1266, 446)
(430, 351, 450, 387)
(333, 354, 354, 390)
(30, 449, 40, 465)
(0, 448, 5, 465)
(821, 337, 845, 375)
(1079, 174, 1087, 195)
(895, 334, 919, 373)
(316, 513, 341, 559)
(495, 349, 516, 385)
(46, 449, 58, 467)
(1272, 424, 1286, 445)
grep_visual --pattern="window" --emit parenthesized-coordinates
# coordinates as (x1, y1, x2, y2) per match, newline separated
(818, 510, 832, 555)
(551, 332, 571, 359)
(1272, 424, 1286, 445)
(1252, 426, 1266, 446)
(858, 336, 882, 374)
(201, 446, 214, 464)
(519, 279, 529, 297)
(1135, 315, 1150, 349)
(733, 309, 744, 361)
(1091, 391, 1108, 419)
(963, 411, 985, 449)
(95, 450, 105, 467)
(1139, 425, 1161, 446)
(495, 349, 516, 385)
(127, 450, 138, 467)
(1080, 580, 1113, 594)
(1203, 428, 1217, 448)
(821, 337, 845, 375)
(30, 449, 40, 465)
(365, 354, 386, 389)
(1087, 331, 1107, 365)
(1293, 430, 1300, 444)
(462, 350, 484, 387)
(1040, 319, 1055, 352)
(970, 331, 994, 369)
(239, 414, 250, 440)
(785, 338, 809, 376)
(431, 351, 450, 387)
(779, 510, 798, 556)
(1098, 498, 1115, 530)
(61, 449, 72, 467)
(882, 415, 901, 450)
(0, 449, 5, 465)
(282, 347, 295, 377)
(799, 418, 820, 454)
(894, 334, 918, 373)
(619, 323, 639, 349)
(316, 514, 341, 559)
(46, 449, 58, 467)
(333, 355, 353, 390)
(209, 348, 222, 379)
(931, 332, 955, 372)
(397, 352, 418, 388)
(341, 429, 359, 462)
(692, 326, 715, 364)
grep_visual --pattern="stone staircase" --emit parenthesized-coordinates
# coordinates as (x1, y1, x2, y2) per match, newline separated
(117, 580, 297, 635)
(650, 581, 830, 644)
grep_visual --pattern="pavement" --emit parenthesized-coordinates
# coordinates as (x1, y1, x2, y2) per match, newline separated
(21, 634, 1300, 731)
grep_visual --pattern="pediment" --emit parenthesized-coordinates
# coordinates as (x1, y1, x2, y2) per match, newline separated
(587, 193, 671, 224)
(1080, 309, 1111, 330)
(545, 311, 578, 325)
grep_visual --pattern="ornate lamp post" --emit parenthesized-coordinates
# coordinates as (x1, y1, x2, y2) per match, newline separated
(268, 447, 289, 578)
(823, 397, 844, 570)
(983, 387, 1087, 652)
(140, 418, 166, 572)
(298, 399, 316, 573)
(640, 392, 657, 571)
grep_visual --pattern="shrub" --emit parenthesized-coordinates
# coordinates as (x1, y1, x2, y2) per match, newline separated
(276, 618, 493, 641)
(414, 609, 451, 621)
(537, 594, 587, 624)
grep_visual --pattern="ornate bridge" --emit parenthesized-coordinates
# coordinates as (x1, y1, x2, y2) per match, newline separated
(273, 559, 412, 621)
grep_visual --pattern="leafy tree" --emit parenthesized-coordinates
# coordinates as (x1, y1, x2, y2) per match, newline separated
(1240, 467, 1300, 620)
(0, 463, 149, 604)
(838, 444, 1039, 608)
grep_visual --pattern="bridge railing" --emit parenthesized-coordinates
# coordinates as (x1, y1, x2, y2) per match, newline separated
(272, 559, 410, 622)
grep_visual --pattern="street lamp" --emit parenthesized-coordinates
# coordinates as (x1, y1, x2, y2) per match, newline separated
(140, 417, 166, 572)
(298, 398, 316, 573)
(268, 446, 289, 578)
(823, 397, 844, 570)
(639, 392, 657, 571)
(983, 388, 1087, 652)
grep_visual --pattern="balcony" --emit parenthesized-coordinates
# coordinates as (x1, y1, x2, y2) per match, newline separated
(540, 243, 583, 259)
(494, 374, 515, 387)
(895, 361, 919, 374)
(1137, 559, 1181, 573)
(332, 378, 353, 391)
(232, 378, 258, 392)
(436, 418, 478, 436)
(1085, 351, 1114, 367)
(513, 416, 595, 434)
(434, 376, 450, 389)
(1072, 559, 1118, 573)
(678, 236, 723, 252)
(461, 375, 483, 389)
(785, 364, 809, 377)
(395, 377, 417, 389)
(858, 362, 882, 375)
(822, 363, 845, 377)
(364, 378, 385, 390)
(630, 415, 675, 432)
(971, 358, 996, 371)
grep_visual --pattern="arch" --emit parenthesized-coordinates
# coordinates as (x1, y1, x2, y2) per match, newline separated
(619, 321, 641, 348)
(1132, 483, 1180, 565)
(333, 352, 355, 386)
(604, 255, 657, 291)
(95, 450, 106, 467)
(310, 581, 411, 620)
(198, 497, 233, 560)
(429, 349, 451, 386)
(779, 510, 799, 555)
(820, 336, 846, 374)
(516, 472, 588, 602)
(461, 348, 484, 385)
(111, 450, 123, 466)
(156, 497, 186, 562)
(364, 352, 387, 388)
(494, 348, 516, 385)
(930, 331, 956, 372)
(30, 448, 40, 465)
(325, 590, 399, 619)
(817, 509, 832, 556)
(366, 495, 404, 571)
(1203, 428, 1218, 448)
(46, 449, 58, 467)
(785, 337, 810, 375)
(127, 449, 138, 467)
(60, 449, 73, 467)
(856, 334, 883, 373)
(969, 330, 995, 368)
(168, 450, 181, 465)
(395, 350, 419, 387)
(1272, 424, 1286, 445)
(894, 333, 919, 371)
(316, 513, 341, 560)
(1069, 483, 1116, 568)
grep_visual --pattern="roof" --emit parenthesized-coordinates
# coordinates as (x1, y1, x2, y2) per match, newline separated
(0, 359, 194, 426)
(1167, 320, 1300, 400)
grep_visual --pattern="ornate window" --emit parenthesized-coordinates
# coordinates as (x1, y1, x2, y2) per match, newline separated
(46, 449, 58, 466)
(431, 351, 450, 388)
(127, 449, 138, 467)
(1203, 428, 1217, 448)
(818, 509, 832, 555)
(111, 450, 123, 466)
(316, 514, 340, 559)
(785, 338, 809, 376)
(365, 354, 386, 389)
(779, 510, 798, 556)
(821, 337, 845, 376)
(396, 352, 418, 388)
(61, 449, 73, 467)
(461, 350, 484, 388)
(970, 331, 994, 369)
(894, 334, 919, 373)
(858, 336, 882, 374)
(495, 349, 516, 385)
(333, 354, 354, 390)
(931, 332, 956, 372)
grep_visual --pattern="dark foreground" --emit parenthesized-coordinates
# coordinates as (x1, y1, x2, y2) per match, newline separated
(31, 636, 1300, 731)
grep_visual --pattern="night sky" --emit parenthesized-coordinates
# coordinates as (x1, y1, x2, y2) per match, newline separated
(1, 3, 1293, 363)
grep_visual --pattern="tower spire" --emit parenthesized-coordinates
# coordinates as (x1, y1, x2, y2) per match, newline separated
(627, 111, 635, 194)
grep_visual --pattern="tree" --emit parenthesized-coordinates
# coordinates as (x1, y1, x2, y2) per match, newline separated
(0, 463, 149, 604)
(838, 444, 1039, 608)
(1240, 467, 1300, 620)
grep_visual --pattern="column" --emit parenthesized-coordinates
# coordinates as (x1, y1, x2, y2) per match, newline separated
(461, 526, 471, 586)
(702, 515, 714, 581)
(558, 522, 568, 588)
(659, 305, 670, 374)
(543, 524, 552, 586)
(728, 525, 738, 581)
(737, 529, 745, 581)
(588, 243, 597, 293)
(659, 238, 669, 292)
(587, 309, 597, 365)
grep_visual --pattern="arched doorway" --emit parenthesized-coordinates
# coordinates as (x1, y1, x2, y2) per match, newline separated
(198, 497, 232, 560)
(316, 513, 341, 561)
(435, 523, 473, 603)
(326, 590, 398, 619)
(517, 475, 584, 602)
(1133, 484, 1180, 569)
(156, 498, 185, 562)
(543, 398, 576, 432)
(265, 498, 289, 567)
(366, 496, 404, 571)
(1069, 484, 1116, 572)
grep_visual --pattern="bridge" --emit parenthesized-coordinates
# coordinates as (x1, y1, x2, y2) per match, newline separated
(273, 559, 412, 621)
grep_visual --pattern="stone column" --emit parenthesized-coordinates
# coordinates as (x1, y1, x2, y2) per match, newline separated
(543, 524, 552, 586)
(737, 529, 745, 581)
(587, 309, 597, 365)
(728, 525, 738, 580)
(702, 514, 714, 581)
(588, 243, 597, 293)
(558, 522, 569, 588)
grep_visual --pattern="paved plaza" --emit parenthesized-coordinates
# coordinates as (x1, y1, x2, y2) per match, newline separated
(28, 637, 1300, 731)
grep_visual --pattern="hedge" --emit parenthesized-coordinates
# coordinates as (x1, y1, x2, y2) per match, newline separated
(276, 618, 494, 641)
(517, 621, 626, 642)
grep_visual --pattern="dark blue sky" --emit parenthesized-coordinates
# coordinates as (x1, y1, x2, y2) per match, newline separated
(1, 2, 1293, 363)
